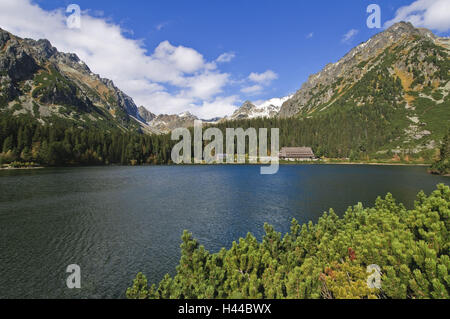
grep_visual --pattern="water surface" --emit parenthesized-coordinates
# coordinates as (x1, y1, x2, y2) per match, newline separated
(0, 165, 448, 298)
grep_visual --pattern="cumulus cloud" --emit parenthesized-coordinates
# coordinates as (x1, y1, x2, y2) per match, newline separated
(216, 52, 235, 63)
(385, 0, 450, 32)
(153, 41, 206, 74)
(241, 85, 264, 95)
(183, 72, 230, 100)
(189, 96, 239, 119)
(248, 70, 278, 85)
(0, 0, 241, 118)
(342, 29, 359, 43)
(240, 70, 278, 96)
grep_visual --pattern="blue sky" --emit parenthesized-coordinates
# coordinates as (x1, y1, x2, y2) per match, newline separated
(1, 0, 449, 118)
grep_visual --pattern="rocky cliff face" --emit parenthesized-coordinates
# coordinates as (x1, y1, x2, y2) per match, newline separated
(228, 101, 258, 120)
(147, 112, 199, 134)
(0, 27, 219, 135)
(279, 22, 449, 118)
(138, 106, 156, 123)
(0, 28, 144, 130)
(138, 106, 199, 134)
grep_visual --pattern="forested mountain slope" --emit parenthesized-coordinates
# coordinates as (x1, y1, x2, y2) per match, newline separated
(220, 23, 449, 161)
(280, 22, 449, 119)
(0, 27, 217, 135)
(0, 28, 154, 133)
(1, 22, 449, 165)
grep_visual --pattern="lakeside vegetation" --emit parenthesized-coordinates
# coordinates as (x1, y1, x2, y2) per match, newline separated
(127, 184, 450, 299)
(0, 161, 41, 169)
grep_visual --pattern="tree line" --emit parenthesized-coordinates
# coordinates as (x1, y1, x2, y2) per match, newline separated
(1, 93, 447, 167)
(0, 112, 174, 166)
(430, 129, 450, 175)
(212, 101, 411, 161)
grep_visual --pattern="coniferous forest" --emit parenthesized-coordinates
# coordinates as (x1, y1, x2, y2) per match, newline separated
(0, 111, 174, 166)
(431, 129, 450, 175)
(2, 97, 449, 167)
(127, 184, 450, 299)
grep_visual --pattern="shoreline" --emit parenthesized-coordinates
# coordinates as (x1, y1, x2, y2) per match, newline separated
(307, 162, 430, 167)
(2, 163, 446, 177)
(0, 162, 433, 169)
(0, 166, 44, 170)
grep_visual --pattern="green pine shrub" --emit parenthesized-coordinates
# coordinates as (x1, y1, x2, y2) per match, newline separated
(127, 184, 450, 299)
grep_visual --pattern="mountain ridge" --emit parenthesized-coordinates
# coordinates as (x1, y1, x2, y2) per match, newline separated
(0, 27, 153, 132)
(222, 95, 292, 121)
(279, 22, 449, 118)
(1, 21, 449, 157)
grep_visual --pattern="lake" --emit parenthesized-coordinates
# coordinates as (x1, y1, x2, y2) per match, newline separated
(0, 165, 448, 298)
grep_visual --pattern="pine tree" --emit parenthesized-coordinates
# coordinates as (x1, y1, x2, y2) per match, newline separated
(127, 184, 450, 300)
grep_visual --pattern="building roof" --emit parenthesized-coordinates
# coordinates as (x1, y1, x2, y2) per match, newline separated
(280, 147, 315, 158)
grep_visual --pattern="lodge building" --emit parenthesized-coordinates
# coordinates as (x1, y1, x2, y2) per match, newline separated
(279, 147, 316, 161)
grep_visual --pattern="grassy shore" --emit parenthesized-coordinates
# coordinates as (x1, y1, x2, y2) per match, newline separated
(279, 160, 431, 166)
(0, 159, 435, 169)
(1, 162, 44, 170)
(0, 166, 44, 170)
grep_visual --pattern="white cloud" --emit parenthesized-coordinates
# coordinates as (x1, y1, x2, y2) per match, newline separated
(240, 70, 278, 97)
(0, 0, 242, 118)
(248, 70, 278, 85)
(216, 52, 235, 63)
(188, 96, 239, 119)
(241, 85, 264, 95)
(342, 29, 359, 43)
(306, 32, 314, 39)
(183, 72, 229, 100)
(156, 21, 169, 31)
(153, 40, 206, 74)
(385, 0, 450, 32)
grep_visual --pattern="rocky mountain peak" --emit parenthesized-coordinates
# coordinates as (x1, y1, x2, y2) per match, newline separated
(0, 28, 11, 48)
(138, 106, 156, 123)
(179, 111, 196, 118)
(279, 22, 449, 118)
(241, 101, 256, 109)
(0, 27, 144, 129)
(27, 38, 58, 61)
(223, 96, 293, 121)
